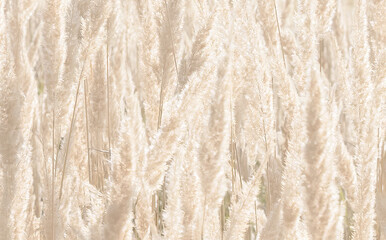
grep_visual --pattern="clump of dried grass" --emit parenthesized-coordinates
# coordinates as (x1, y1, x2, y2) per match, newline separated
(0, 0, 384, 239)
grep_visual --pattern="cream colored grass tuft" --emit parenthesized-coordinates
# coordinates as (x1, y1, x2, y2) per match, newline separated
(0, 0, 384, 239)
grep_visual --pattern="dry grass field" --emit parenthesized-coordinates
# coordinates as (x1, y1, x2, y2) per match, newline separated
(0, 0, 385, 239)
